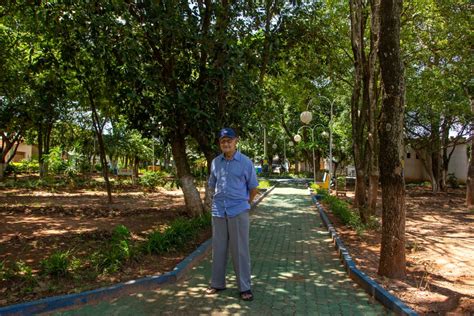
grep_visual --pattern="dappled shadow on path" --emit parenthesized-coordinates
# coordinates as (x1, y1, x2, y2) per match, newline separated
(57, 186, 386, 315)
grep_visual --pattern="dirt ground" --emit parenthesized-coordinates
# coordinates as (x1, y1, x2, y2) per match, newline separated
(0, 186, 211, 307)
(1, 184, 473, 314)
(325, 187, 474, 315)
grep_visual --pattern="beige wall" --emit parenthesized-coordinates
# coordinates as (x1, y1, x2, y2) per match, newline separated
(0, 141, 38, 162)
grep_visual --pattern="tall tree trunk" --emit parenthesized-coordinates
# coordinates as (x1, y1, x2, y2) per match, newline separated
(350, 0, 369, 220)
(467, 97, 474, 206)
(0, 163, 5, 180)
(430, 121, 441, 192)
(133, 156, 139, 185)
(203, 149, 216, 212)
(190, 131, 216, 212)
(367, 0, 381, 216)
(38, 124, 52, 177)
(38, 128, 45, 177)
(86, 86, 113, 204)
(170, 129, 204, 217)
(440, 119, 449, 190)
(377, 0, 406, 279)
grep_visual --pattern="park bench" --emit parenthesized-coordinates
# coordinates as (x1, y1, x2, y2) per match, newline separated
(117, 168, 133, 176)
(315, 172, 330, 190)
(335, 176, 348, 197)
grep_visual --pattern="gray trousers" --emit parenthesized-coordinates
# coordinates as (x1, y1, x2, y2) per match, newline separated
(211, 211, 251, 292)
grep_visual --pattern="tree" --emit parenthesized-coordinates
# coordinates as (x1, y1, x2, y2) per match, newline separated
(377, 0, 406, 279)
(40, 1, 129, 203)
(0, 9, 31, 179)
(403, 0, 472, 192)
(349, 0, 381, 223)
(467, 97, 474, 206)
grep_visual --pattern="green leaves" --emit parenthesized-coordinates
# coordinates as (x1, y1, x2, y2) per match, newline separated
(144, 213, 211, 255)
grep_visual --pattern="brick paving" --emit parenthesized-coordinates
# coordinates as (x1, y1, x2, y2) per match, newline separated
(56, 185, 388, 315)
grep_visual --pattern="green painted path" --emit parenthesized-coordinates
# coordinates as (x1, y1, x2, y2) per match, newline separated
(56, 185, 388, 315)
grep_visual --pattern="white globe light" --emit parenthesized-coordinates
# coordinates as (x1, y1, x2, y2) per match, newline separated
(300, 111, 313, 124)
(288, 141, 294, 147)
(272, 143, 277, 149)
(294, 134, 302, 142)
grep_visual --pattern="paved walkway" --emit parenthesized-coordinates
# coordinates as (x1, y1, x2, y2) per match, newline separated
(56, 185, 388, 315)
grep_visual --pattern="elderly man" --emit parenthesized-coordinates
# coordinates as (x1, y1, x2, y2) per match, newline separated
(206, 127, 259, 301)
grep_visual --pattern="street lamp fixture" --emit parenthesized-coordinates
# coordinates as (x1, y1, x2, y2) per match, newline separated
(318, 95, 335, 194)
(300, 111, 313, 124)
(294, 125, 318, 184)
(294, 95, 335, 193)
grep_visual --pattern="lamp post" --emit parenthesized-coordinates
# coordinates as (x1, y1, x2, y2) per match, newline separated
(263, 126, 268, 173)
(295, 96, 334, 193)
(294, 125, 318, 184)
(318, 95, 334, 194)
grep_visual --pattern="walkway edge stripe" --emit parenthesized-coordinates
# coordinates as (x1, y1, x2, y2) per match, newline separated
(313, 196, 417, 316)
(0, 185, 276, 316)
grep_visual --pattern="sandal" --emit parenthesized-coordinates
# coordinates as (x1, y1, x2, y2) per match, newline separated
(240, 290, 254, 301)
(205, 287, 226, 294)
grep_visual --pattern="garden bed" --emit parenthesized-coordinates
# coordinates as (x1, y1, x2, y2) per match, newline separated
(322, 186, 474, 315)
(0, 185, 212, 307)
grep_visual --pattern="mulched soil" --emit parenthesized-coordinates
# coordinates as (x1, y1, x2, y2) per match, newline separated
(0, 187, 211, 307)
(323, 186, 474, 315)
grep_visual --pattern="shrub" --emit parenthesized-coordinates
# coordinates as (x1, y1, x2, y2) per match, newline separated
(258, 180, 271, 189)
(163, 218, 194, 249)
(11, 159, 40, 174)
(3, 164, 17, 176)
(145, 218, 194, 254)
(10, 261, 37, 285)
(144, 230, 169, 254)
(318, 191, 381, 235)
(0, 261, 14, 281)
(321, 194, 361, 227)
(91, 225, 133, 274)
(191, 211, 212, 230)
(144, 212, 211, 255)
(112, 224, 131, 242)
(44, 147, 67, 174)
(447, 173, 459, 189)
(139, 171, 165, 189)
(40, 250, 74, 277)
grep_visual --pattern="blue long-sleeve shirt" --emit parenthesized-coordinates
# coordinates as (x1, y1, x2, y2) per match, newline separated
(208, 151, 259, 218)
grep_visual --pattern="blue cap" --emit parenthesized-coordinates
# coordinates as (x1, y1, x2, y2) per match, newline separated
(219, 128, 237, 139)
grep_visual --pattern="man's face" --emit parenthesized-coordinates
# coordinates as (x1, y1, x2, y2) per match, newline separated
(219, 137, 237, 155)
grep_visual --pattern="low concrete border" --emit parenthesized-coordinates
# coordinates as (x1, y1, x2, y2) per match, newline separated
(0, 185, 276, 316)
(311, 195, 417, 316)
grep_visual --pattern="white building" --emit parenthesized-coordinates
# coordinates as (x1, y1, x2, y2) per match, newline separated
(405, 142, 468, 183)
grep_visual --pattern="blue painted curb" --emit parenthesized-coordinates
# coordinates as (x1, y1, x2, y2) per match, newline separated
(312, 194, 417, 316)
(0, 184, 276, 316)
